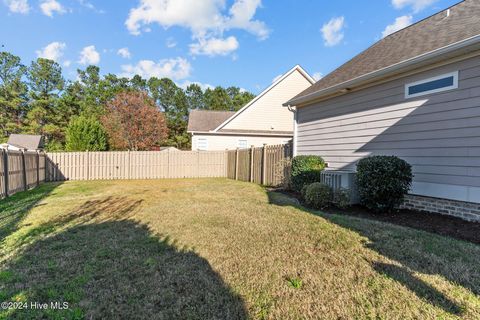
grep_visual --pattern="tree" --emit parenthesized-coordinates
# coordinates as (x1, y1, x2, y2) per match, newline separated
(186, 83, 205, 110)
(102, 91, 168, 150)
(204, 86, 231, 111)
(26, 58, 65, 148)
(148, 77, 190, 149)
(65, 115, 108, 151)
(227, 86, 256, 111)
(0, 52, 28, 141)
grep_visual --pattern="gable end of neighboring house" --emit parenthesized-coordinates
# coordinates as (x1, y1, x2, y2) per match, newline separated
(188, 65, 314, 151)
(286, 0, 480, 221)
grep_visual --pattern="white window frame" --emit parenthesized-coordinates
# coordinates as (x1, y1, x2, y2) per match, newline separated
(237, 139, 248, 149)
(405, 71, 458, 99)
(197, 138, 208, 151)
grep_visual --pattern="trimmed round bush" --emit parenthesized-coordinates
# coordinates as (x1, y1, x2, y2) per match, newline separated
(291, 155, 326, 192)
(356, 156, 413, 213)
(303, 182, 332, 209)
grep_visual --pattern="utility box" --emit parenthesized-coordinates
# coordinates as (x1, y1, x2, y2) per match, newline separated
(320, 170, 359, 204)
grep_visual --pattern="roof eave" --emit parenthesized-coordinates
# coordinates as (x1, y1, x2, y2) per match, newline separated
(284, 34, 480, 107)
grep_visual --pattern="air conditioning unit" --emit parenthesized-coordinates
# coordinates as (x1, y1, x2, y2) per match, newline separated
(320, 170, 359, 204)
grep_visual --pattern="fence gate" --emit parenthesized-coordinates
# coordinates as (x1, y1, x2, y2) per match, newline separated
(227, 143, 292, 187)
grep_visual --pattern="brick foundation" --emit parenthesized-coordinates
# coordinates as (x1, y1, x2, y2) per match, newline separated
(400, 194, 480, 222)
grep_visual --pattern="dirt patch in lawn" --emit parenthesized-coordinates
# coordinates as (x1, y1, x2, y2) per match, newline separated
(270, 189, 480, 245)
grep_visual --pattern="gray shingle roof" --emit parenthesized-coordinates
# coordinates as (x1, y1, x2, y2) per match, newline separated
(7, 134, 44, 150)
(187, 110, 236, 132)
(294, 0, 480, 101)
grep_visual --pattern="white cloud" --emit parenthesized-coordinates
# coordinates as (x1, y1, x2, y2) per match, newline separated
(126, 0, 268, 37)
(312, 72, 323, 81)
(190, 36, 239, 56)
(117, 47, 131, 59)
(382, 15, 413, 38)
(4, 0, 30, 14)
(40, 0, 65, 17)
(78, 45, 100, 65)
(125, 0, 269, 56)
(63, 60, 71, 67)
(77, 0, 103, 13)
(36, 41, 66, 62)
(178, 80, 214, 91)
(166, 37, 177, 48)
(321, 16, 345, 47)
(392, 0, 437, 13)
(120, 57, 191, 80)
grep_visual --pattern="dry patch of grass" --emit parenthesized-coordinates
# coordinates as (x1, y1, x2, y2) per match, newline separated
(0, 179, 479, 319)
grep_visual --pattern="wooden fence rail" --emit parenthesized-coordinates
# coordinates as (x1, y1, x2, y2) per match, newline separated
(46, 150, 228, 181)
(226, 143, 292, 187)
(0, 149, 47, 199)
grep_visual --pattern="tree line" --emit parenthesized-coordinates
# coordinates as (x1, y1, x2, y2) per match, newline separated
(0, 51, 255, 151)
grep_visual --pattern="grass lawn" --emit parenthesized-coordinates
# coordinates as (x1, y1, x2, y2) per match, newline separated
(0, 179, 479, 319)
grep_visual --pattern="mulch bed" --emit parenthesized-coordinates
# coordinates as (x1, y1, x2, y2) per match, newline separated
(273, 189, 480, 245)
(326, 205, 480, 245)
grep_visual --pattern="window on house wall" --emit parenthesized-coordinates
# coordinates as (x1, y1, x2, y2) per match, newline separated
(405, 71, 458, 98)
(197, 138, 208, 151)
(238, 139, 248, 149)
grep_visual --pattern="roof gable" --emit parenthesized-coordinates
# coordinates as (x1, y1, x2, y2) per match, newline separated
(213, 65, 314, 131)
(292, 0, 480, 103)
(7, 134, 44, 150)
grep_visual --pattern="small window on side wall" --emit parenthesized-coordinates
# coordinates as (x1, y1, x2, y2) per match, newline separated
(238, 140, 248, 149)
(405, 71, 458, 99)
(197, 138, 208, 151)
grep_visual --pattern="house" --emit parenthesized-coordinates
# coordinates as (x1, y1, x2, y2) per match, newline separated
(187, 65, 315, 151)
(0, 134, 45, 151)
(284, 0, 480, 221)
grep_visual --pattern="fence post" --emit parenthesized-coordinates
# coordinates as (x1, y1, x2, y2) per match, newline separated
(21, 150, 27, 191)
(127, 150, 131, 179)
(234, 148, 239, 180)
(85, 150, 90, 180)
(36, 151, 40, 186)
(197, 151, 200, 178)
(249, 145, 254, 182)
(2, 150, 8, 197)
(261, 144, 267, 185)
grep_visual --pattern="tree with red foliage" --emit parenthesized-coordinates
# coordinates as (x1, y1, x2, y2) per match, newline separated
(102, 91, 168, 150)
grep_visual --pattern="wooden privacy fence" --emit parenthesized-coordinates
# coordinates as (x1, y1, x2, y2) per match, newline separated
(0, 149, 47, 199)
(227, 144, 292, 186)
(46, 150, 227, 181)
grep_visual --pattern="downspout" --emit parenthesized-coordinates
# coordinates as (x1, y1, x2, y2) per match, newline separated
(286, 105, 297, 157)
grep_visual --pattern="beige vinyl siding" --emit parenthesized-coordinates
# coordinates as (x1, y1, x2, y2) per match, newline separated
(296, 54, 480, 203)
(192, 134, 291, 151)
(222, 70, 312, 132)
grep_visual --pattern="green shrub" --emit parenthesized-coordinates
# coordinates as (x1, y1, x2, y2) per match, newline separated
(303, 182, 332, 209)
(333, 188, 351, 209)
(356, 156, 412, 213)
(65, 115, 108, 151)
(291, 155, 326, 192)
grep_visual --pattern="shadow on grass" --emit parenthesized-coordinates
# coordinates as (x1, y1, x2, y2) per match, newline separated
(373, 262, 463, 314)
(0, 182, 62, 243)
(267, 191, 478, 316)
(0, 196, 247, 320)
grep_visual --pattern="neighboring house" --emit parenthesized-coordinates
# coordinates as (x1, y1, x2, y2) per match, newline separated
(188, 65, 315, 151)
(284, 0, 480, 220)
(0, 134, 44, 151)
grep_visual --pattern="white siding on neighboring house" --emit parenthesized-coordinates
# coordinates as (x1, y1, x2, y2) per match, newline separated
(296, 54, 480, 203)
(222, 70, 312, 132)
(192, 134, 291, 151)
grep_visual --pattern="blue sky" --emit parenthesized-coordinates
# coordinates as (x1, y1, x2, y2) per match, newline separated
(0, 0, 461, 93)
